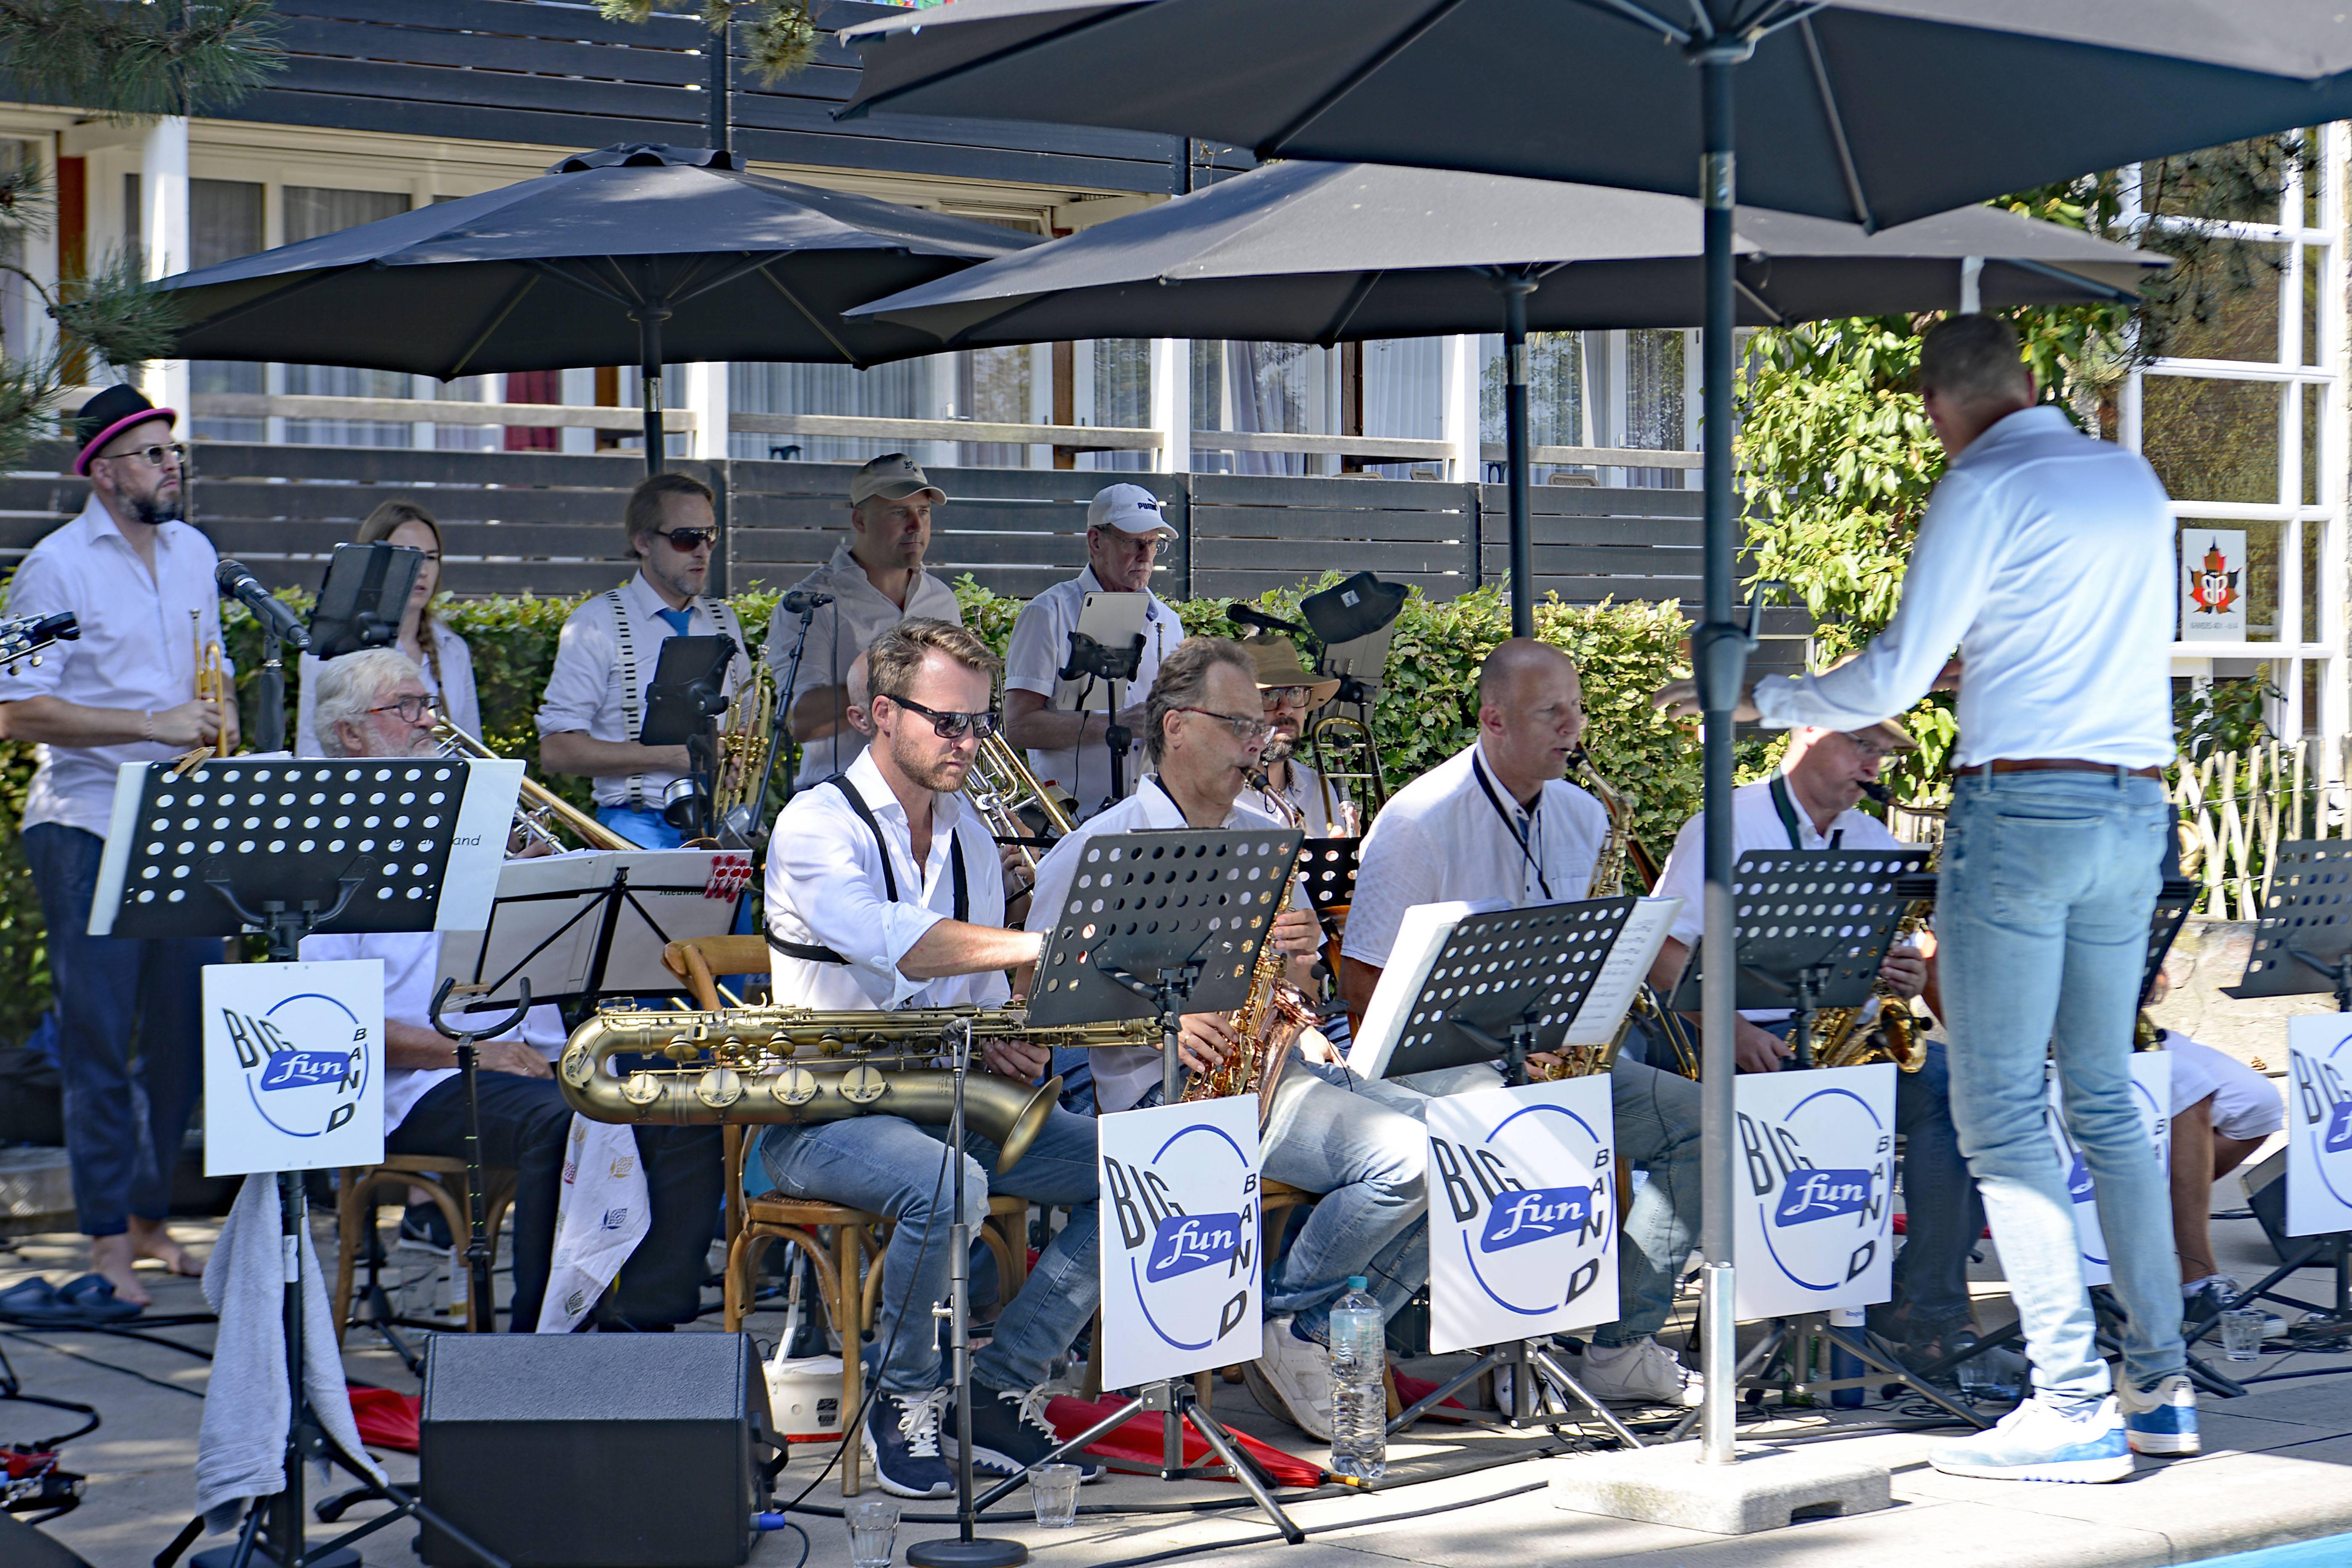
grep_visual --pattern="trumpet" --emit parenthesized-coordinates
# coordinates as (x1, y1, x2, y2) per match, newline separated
(557, 1003, 1160, 1171)
(964, 731, 1075, 873)
(171, 614, 232, 778)
(433, 715, 638, 854)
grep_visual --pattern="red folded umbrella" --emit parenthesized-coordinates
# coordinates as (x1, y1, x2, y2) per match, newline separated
(1043, 1394, 1324, 1487)
(349, 1388, 421, 1453)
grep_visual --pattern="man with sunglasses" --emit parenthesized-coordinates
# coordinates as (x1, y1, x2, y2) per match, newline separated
(773, 453, 965, 791)
(1646, 708, 1985, 1378)
(0, 385, 228, 1303)
(538, 471, 750, 847)
(306, 648, 722, 1332)
(759, 618, 1106, 1499)
(1003, 483, 1183, 820)
(1022, 638, 1431, 1442)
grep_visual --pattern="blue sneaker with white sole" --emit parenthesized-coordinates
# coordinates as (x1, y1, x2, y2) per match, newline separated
(1928, 1394, 2133, 1483)
(2118, 1372, 2199, 1456)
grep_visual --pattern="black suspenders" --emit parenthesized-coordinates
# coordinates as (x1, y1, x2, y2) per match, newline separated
(765, 776, 969, 965)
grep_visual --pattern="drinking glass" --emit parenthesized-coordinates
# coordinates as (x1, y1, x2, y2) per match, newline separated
(2220, 1308, 2267, 1363)
(846, 1497, 900, 1568)
(1031, 1463, 1082, 1528)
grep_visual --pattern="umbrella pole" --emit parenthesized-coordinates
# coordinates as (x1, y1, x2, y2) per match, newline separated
(639, 306, 671, 476)
(1693, 41, 1746, 1469)
(1503, 278, 1535, 640)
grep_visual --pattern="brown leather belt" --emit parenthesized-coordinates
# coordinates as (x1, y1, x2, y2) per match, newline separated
(1976, 758, 2162, 780)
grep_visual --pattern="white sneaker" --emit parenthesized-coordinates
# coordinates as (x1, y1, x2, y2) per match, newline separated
(1929, 1395, 2133, 1483)
(1243, 1317, 1334, 1440)
(1577, 1339, 1704, 1407)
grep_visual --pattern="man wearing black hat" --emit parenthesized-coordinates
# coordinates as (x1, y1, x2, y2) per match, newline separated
(0, 385, 233, 1304)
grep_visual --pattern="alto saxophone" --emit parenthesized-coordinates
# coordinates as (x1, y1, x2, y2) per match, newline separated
(558, 1003, 1159, 1171)
(1179, 768, 1318, 1126)
(1815, 899, 1931, 1073)
(1543, 748, 1694, 1080)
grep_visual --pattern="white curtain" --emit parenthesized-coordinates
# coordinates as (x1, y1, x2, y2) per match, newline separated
(280, 186, 413, 448)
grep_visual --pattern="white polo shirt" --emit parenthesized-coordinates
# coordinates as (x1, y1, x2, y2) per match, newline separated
(0, 494, 230, 836)
(767, 545, 964, 788)
(764, 746, 1009, 1014)
(296, 620, 479, 758)
(1002, 566, 1182, 821)
(1651, 771, 1905, 1024)
(534, 572, 749, 810)
(1343, 738, 1609, 973)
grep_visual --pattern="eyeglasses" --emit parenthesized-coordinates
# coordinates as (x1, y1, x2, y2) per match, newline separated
(95, 442, 186, 469)
(1840, 731, 1897, 762)
(367, 694, 438, 723)
(1259, 686, 1312, 709)
(1179, 707, 1275, 743)
(882, 694, 997, 740)
(653, 525, 720, 552)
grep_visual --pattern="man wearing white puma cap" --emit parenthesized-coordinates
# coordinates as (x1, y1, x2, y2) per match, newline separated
(1002, 482, 1185, 820)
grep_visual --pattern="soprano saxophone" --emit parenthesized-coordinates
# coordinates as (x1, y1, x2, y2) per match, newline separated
(1179, 768, 1319, 1126)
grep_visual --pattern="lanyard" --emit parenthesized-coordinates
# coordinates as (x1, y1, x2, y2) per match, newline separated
(1768, 773, 1844, 851)
(1471, 752, 1553, 902)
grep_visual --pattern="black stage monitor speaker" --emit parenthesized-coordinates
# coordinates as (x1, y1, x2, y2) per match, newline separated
(420, 1333, 772, 1567)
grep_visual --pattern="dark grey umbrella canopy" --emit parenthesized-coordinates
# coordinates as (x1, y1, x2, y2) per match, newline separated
(851, 160, 2164, 346)
(840, 0, 2352, 230)
(159, 143, 1036, 379)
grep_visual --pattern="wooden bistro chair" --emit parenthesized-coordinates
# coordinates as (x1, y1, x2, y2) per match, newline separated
(333, 1153, 518, 1343)
(663, 936, 1031, 1494)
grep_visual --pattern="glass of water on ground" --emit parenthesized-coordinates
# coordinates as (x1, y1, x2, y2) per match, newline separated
(2220, 1308, 2268, 1363)
(1032, 1463, 1082, 1528)
(846, 1498, 900, 1568)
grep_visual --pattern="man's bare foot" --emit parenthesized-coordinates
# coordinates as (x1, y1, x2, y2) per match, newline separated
(88, 1233, 154, 1307)
(127, 1215, 203, 1278)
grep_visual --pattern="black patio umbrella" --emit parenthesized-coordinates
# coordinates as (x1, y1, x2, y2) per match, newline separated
(829, 0, 2351, 1462)
(849, 159, 2162, 619)
(157, 143, 1035, 472)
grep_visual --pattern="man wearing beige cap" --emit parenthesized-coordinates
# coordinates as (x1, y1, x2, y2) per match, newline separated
(770, 452, 965, 789)
(1239, 634, 1346, 836)
(1002, 482, 1183, 820)
(1647, 704, 1984, 1375)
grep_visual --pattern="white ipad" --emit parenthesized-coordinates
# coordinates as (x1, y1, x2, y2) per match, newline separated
(1074, 590, 1150, 649)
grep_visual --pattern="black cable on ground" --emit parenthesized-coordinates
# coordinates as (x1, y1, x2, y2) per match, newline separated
(0, 1329, 204, 1400)
(0, 1341, 100, 1449)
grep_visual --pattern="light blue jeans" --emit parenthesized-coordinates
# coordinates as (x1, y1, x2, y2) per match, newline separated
(596, 803, 683, 849)
(1939, 770, 2179, 1408)
(755, 1104, 1102, 1396)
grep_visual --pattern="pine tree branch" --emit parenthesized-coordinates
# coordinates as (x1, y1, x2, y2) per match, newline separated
(0, 0, 284, 122)
(48, 245, 181, 377)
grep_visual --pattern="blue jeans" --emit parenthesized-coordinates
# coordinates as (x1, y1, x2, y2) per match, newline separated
(596, 804, 683, 849)
(24, 823, 212, 1237)
(1890, 1040, 1984, 1332)
(1940, 771, 2178, 1407)
(755, 1104, 1101, 1396)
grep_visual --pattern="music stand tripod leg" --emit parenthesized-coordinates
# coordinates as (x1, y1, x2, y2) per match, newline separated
(1664, 1320, 1793, 1443)
(1528, 1344, 1647, 1447)
(1386, 1347, 1505, 1435)
(1180, 1393, 1305, 1544)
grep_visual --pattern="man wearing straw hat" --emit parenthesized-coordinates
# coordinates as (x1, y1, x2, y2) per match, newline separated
(1239, 633, 1346, 836)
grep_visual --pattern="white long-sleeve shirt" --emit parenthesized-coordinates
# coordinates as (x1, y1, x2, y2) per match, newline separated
(0, 494, 230, 836)
(763, 746, 1008, 1014)
(1750, 405, 2176, 769)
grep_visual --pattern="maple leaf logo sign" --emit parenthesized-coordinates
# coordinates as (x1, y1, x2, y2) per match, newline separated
(2188, 538, 2239, 616)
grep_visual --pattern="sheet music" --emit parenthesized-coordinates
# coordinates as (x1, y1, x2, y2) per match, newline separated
(1558, 896, 1683, 1047)
(436, 847, 749, 1006)
(1344, 899, 1505, 1080)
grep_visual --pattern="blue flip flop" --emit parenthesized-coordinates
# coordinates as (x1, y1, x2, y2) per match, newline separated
(0, 1277, 82, 1325)
(54, 1273, 144, 1322)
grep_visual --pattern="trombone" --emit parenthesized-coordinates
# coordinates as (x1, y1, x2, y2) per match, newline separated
(1304, 711, 1384, 834)
(964, 730, 1074, 873)
(433, 715, 638, 854)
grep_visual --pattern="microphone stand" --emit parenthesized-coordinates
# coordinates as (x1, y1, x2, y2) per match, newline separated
(256, 625, 286, 755)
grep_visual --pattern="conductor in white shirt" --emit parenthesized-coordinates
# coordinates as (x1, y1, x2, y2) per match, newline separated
(1001, 484, 1183, 821)
(770, 453, 963, 791)
(537, 471, 749, 847)
(1662, 313, 2185, 1480)
(0, 385, 230, 1302)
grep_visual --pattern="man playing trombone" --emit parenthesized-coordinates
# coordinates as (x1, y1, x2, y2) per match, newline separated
(759, 618, 1104, 1499)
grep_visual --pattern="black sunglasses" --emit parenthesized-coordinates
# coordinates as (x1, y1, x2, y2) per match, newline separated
(883, 694, 997, 740)
(653, 525, 720, 551)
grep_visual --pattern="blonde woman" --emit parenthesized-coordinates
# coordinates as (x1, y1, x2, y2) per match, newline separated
(296, 500, 480, 756)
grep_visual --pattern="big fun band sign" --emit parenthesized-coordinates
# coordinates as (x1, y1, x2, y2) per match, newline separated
(203, 959, 385, 1176)
(1733, 1063, 1896, 1322)
(2286, 1016, 2352, 1236)
(2046, 1053, 2171, 1286)
(1097, 1097, 1263, 1388)
(1425, 1076, 1617, 1353)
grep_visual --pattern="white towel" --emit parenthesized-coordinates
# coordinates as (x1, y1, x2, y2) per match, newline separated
(535, 1114, 651, 1332)
(195, 1173, 385, 1533)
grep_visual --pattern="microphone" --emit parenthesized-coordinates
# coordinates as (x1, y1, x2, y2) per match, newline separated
(215, 558, 312, 650)
(1859, 780, 1893, 805)
(781, 590, 834, 616)
(1229, 603, 1309, 638)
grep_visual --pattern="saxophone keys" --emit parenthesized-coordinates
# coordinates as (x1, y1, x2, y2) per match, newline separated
(694, 1067, 743, 1109)
(768, 1066, 819, 1108)
(621, 1071, 663, 1107)
(839, 1062, 889, 1105)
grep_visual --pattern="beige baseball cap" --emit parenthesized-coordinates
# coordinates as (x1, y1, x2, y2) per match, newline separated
(850, 452, 946, 507)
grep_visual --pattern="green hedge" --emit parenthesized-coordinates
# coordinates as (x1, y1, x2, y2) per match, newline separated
(0, 574, 1705, 1045)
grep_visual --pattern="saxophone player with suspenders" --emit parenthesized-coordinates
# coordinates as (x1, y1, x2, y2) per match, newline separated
(758, 619, 1109, 1500)
(1646, 696, 1988, 1378)
(1023, 637, 1437, 1443)
(1340, 639, 1706, 1409)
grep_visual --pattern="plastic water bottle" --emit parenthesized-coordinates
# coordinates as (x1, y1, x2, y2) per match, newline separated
(1327, 1276, 1387, 1481)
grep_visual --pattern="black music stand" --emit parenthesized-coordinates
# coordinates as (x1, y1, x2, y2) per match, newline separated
(1297, 836, 1360, 944)
(94, 759, 511, 1568)
(1666, 849, 1929, 1069)
(1349, 899, 1654, 1444)
(995, 825, 1305, 1545)
(307, 542, 423, 661)
(2214, 841, 2352, 1346)
(640, 632, 737, 842)
(1056, 631, 1145, 806)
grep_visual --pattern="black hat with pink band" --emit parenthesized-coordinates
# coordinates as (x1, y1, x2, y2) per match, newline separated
(71, 384, 177, 476)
